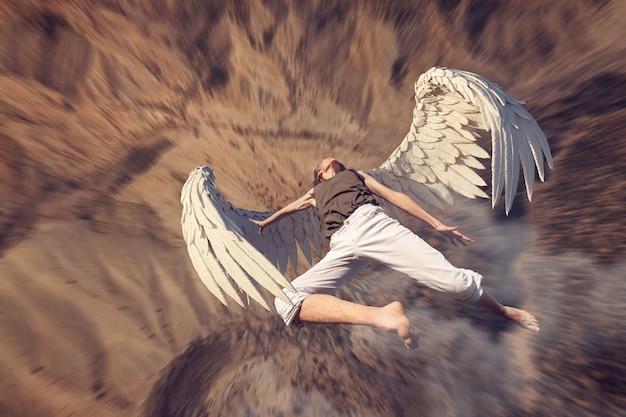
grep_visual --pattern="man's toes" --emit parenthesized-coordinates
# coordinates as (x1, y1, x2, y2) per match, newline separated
(519, 313, 540, 332)
(404, 328, 419, 349)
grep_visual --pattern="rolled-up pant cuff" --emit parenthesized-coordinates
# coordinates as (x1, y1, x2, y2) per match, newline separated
(275, 289, 310, 326)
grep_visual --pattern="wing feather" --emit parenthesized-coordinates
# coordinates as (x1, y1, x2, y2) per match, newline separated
(196, 240, 246, 308)
(187, 244, 229, 306)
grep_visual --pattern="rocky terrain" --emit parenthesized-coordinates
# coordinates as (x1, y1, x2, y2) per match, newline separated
(1, 1, 625, 416)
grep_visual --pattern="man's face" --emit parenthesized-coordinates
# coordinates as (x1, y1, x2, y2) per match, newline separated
(316, 154, 337, 179)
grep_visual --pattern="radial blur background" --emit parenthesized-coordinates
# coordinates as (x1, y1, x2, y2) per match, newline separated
(1, 1, 625, 416)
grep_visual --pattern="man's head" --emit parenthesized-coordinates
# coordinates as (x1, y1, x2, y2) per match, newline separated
(313, 154, 345, 185)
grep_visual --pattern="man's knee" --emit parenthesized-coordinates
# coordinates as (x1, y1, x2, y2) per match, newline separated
(447, 269, 483, 303)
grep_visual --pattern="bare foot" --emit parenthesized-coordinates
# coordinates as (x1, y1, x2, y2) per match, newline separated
(503, 306, 540, 332)
(378, 301, 419, 349)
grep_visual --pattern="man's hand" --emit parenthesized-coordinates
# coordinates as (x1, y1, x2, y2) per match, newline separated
(435, 225, 474, 246)
(249, 218, 265, 235)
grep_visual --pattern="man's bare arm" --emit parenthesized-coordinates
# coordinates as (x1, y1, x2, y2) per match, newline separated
(249, 188, 316, 234)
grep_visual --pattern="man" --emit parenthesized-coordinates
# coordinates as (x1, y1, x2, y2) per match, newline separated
(250, 154, 539, 349)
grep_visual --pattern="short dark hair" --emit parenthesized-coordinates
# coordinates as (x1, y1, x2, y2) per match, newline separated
(312, 168, 322, 186)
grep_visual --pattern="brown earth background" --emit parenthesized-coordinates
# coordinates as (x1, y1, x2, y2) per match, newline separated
(1, 1, 625, 416)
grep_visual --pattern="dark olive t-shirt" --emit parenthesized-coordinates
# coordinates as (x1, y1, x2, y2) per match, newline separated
(314, 169, 378, 238)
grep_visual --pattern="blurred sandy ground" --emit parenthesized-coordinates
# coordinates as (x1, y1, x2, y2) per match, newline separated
(0, 1, 625, 416)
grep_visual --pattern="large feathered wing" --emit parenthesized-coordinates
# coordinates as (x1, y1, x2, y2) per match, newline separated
(366, 66, 553, 214)
(180, 166, 326, 310)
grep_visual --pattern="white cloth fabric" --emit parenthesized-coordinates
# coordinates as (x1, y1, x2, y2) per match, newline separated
(275, 204, 484, 325)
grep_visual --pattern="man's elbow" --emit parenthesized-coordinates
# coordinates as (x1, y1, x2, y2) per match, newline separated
(294, 199, 312, 211)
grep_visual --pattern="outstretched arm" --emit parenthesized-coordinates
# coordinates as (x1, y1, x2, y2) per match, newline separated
(358, 171, 473, 246)
(249, 188, 316, 234)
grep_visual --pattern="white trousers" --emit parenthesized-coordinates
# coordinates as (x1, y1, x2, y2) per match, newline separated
(275, 204, 484, 325)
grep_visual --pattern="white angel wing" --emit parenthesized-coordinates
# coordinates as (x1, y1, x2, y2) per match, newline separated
(180, 166, 326, 310)
(366, 66, 553, 214)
